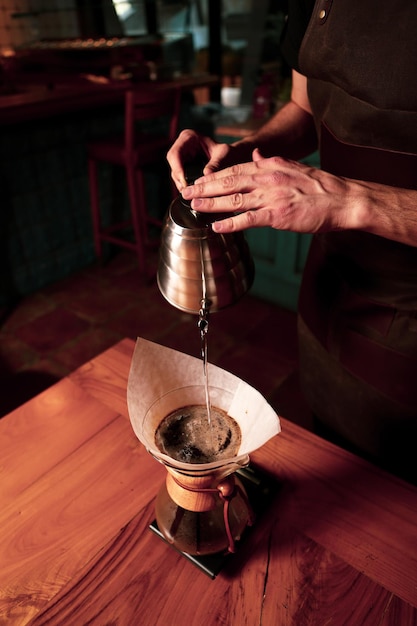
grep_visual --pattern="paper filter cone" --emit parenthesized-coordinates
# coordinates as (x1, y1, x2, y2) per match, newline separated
(127, 338, 280, 469)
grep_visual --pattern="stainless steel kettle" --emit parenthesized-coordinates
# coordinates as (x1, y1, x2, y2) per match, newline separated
(157, 194, 255, 314)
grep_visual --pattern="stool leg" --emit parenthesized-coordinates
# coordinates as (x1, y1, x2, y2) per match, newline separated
(88, 157, 103, 260)
(126, 164, 147, 274)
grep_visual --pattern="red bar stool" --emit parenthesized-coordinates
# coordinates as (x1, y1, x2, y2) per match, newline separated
(87, 86, 181, 274)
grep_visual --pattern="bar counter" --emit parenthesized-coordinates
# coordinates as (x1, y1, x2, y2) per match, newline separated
(0, 73, 218, 125)
(1, 338, 416, 625)
(0, 72, 218, 308)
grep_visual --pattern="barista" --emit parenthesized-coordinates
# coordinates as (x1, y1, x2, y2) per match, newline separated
(167, 0, 417, 484)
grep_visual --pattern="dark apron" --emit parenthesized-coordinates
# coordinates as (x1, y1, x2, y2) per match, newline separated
(296, 0, 417, 481)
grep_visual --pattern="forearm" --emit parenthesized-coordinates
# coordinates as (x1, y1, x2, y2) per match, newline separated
(234, 99, 318, 161)
(230, 70, 317, 161)
(353, 179, 417, 247)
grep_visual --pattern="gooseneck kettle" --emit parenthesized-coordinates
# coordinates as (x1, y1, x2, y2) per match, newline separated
(157, 167, 255, 314)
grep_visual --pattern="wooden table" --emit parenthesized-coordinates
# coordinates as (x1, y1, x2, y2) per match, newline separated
(1, 338, 417, 625)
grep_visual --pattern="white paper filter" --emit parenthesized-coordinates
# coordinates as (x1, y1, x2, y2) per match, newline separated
(127, 338, 281, 463)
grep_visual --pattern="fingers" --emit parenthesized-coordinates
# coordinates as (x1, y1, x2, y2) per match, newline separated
(193, 155, 288, 184)
(167, 130, 235, 192)
(252, 148, 263, 162)
(173, 152, 313, 233)
(189, 156, 293, 198)
(167, 130, 210, 191)
(181, 159, 292, 214)
(186, 190, 261, 214)
(180, 155, 309, 233)
(183, 164, 255, 206)
(212, 209, 273, 233)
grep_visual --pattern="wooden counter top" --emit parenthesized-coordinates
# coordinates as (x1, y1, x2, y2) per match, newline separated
(1, 338, 416, 625)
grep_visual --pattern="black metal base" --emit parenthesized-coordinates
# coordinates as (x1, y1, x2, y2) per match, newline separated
(149, 463, 280, 579)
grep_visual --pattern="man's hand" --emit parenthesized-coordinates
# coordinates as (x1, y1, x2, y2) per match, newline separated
(167, 129, 254, 192)
(181, 149, 353, 234)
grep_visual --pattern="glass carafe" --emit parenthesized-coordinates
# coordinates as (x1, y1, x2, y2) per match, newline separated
(142, 385, 253, 555)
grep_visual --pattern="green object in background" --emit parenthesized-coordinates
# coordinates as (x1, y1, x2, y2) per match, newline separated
(246, 228, 312, 312)
(247, 150, 318, 311)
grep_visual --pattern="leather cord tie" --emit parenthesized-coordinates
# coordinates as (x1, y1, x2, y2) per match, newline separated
(171, 474, 254, 553)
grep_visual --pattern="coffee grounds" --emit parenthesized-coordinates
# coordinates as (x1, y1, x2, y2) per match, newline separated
(155, 404, 241, 464)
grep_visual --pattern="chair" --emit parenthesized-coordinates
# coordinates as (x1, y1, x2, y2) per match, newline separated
(87, 86, 181, 274)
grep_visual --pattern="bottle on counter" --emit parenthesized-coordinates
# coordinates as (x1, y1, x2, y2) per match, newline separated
(252, 72, 274, 119)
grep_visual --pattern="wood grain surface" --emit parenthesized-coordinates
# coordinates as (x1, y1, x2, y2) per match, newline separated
(1, 338, 416, 626)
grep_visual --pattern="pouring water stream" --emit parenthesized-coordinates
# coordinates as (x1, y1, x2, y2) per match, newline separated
(198, 239, 212, 432)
